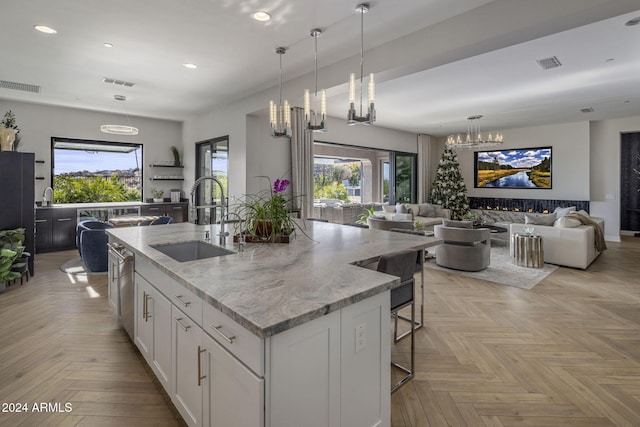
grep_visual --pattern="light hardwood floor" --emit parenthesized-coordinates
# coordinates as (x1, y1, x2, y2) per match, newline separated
(1, 238, 639, 426)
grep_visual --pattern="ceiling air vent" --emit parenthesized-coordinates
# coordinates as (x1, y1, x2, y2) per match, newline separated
(103, 77, 135, 87)
(580, 107, 594, 113)
(0, 79, 41, 93)
(536, 56, 562, 70)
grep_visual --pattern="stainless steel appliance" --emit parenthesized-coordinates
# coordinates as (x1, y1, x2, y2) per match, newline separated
(108, 242, 135, 340)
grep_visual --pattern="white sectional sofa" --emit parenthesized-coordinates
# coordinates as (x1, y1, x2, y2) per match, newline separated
(377, 203, 451, 231)
(510, 216, 605, 269)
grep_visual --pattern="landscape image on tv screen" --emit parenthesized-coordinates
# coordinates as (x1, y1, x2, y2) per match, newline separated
(475, 147, 551, 189)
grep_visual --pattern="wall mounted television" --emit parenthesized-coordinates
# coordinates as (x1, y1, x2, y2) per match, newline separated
(474, 147, 552, 189)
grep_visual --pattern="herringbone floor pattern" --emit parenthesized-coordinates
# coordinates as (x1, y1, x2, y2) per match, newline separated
(0, 238, 639, 426)
(392, 236, 640, 426)
(0, 251, 185, 426)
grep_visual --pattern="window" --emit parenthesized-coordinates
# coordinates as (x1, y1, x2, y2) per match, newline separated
(314, 157, 363, 203)
(194, 136, 229, 224)
(51, 137, 142, 204)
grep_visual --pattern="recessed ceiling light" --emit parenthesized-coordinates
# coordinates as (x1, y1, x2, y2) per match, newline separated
(183, 63, 198, 69)
(605, 58, 614, 62)
(104, 42, 114, 48)
(34, 25, 57, 34)
(252, 11, 271, 22)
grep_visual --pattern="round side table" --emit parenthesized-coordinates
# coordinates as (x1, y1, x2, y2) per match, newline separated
(512, 233, 544, 268)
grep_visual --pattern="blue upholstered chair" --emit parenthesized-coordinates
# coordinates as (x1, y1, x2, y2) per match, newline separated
(151, 216, 173, 225)
(76, 220, 113, 272)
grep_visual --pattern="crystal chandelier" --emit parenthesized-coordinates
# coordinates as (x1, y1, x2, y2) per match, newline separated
(347, 3, 375, 125)
(446, 115, 503, 148)
(304, 29, 327, 133)
(269, 47, 291, 138)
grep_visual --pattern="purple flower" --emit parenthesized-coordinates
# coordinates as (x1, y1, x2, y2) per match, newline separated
(273, 178, 289, 194)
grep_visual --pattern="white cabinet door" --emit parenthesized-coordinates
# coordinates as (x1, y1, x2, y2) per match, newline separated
(172, 306, 203, 427)
(269, 310, 341, 427)
(151, 289, 172, 392)
(134, 273, 153, 362)
(202, 333, 263, 427)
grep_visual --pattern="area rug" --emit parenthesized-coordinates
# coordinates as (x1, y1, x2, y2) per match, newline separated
(424, 246, 558, 289)
(60, 258, 107, 276)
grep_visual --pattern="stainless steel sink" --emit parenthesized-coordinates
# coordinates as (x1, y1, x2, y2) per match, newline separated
(151, 240, 235, 262)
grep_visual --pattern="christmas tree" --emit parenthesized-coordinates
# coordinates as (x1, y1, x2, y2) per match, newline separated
(429, 146, 470, 220)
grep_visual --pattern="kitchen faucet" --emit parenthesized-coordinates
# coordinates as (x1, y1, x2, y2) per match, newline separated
(224, 212, 245, 253)
(43, 186, 53, 206)
(189, 176, 228, 245)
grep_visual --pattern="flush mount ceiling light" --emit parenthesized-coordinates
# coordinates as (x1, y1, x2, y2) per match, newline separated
(304, 29, 327, 133)
(269, 47, 291, 138)
(183, 63, 198, 69)
(446, 115, 504, 149)
(100, 95, 139, 136)
(34, 25, 57, 34)
(348, 3, 375, 125)
(252, 11, 271, 22)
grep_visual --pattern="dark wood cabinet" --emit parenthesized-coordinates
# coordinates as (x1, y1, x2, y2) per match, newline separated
(0, 152, 35, 275)
(52, 208, 77, 250)
(36, 207, 78, 253)
(35, 209, 53, 252)
(140, 202, 188, 223)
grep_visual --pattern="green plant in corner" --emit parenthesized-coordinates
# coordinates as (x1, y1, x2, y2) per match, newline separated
(0, 248, 22, 289)
(171, 146, 181, 166)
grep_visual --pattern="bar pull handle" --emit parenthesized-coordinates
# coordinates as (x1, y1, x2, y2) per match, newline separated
(197, 345, 206, 386)
(142, 291, 147, 321)
(175, 295, 191, 307)
(210, 324, 236, 344)
(176, 317, 191, 332)
(145, 293, 152, 321)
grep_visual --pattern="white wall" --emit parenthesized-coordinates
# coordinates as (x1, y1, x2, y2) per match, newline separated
(590, 114, 640, 241)
(0, 100, 182, 200)
(458, 121, 590, 201)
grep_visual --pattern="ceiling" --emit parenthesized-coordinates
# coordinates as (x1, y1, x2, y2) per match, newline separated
(1, 0, 639, 137)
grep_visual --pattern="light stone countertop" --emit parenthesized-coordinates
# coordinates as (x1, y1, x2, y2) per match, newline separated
(107, 221, 442, 339)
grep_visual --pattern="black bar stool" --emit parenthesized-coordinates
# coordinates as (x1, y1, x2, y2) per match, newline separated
(377, 249, 416, 393)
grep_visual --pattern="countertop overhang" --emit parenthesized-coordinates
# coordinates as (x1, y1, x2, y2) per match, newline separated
(107, 221, 441, 338)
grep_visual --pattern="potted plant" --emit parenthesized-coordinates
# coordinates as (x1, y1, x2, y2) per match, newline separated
(0, 248, 21, 292)
(171, 146, 181, 167)
(234, 178, 303, 243)
(150, 188, 164, 203)
(0, 228, 29, 277)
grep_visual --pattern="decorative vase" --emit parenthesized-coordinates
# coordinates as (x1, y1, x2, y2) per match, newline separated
(0, 281, 6, 293)
(153, 198, 164, 203)
(0, 126, 17, 152)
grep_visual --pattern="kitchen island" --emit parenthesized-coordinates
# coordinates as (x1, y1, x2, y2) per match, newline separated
(107, 221, 441, 427)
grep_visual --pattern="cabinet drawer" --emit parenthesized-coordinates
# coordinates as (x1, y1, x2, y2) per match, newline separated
(135, 257, 173, 298)
(172, 284, 203, 327)
(203, 303, 264, 376)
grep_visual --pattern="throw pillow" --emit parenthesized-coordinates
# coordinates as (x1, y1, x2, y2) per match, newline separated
(524, 212, 557, 226)
(554, 216, 582, 228)
(396, 203, 408, 214)
(382, 205, 395, 213)
(418, 203, 436, 218)
(553, 206, 576, 218)
(442, 219, 473, 229)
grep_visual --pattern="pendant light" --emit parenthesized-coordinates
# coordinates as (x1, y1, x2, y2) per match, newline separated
(100, 95, 139, 135)
(347, 3, 375, 125)
(269, 47, 291, 138)
(304, 29, 327, 133)
(446, 115, 504, 148)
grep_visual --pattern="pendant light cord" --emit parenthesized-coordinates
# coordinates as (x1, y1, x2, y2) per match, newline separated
(359, 8, 364, 117)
